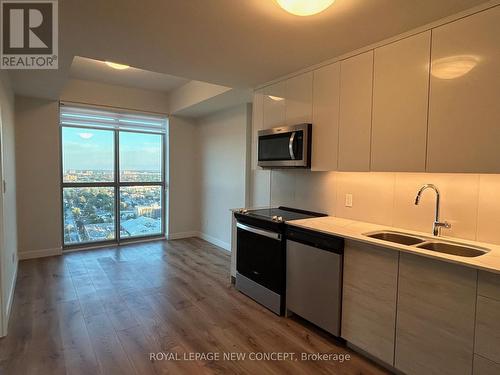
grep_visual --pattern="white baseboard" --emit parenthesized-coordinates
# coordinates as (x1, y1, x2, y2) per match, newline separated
(198, 232, 230, 252)
(167, 231, 199, 240)
(18, 247, 62, 260)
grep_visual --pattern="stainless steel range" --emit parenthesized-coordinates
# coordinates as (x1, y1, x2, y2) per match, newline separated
(233, 206, 326, 315)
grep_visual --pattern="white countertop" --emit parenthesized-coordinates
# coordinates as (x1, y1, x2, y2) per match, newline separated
(287, 216, 500, 275)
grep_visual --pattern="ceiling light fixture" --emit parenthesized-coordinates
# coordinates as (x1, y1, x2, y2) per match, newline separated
(431, 55, 479, 80)
(105, 61, 130, 70)
(268, 95, 285, 101)
(78, 132, 94, 139)
(276, 0, 335, 16)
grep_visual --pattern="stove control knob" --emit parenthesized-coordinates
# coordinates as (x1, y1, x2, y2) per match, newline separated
(272, 215, 278, 221)
(277, 216, 283, 222)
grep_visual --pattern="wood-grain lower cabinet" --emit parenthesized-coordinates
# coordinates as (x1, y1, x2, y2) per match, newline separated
(473, 355, 500, 375)
(475, 295, 500, 365)
(341, 240, 399, 365)
(395, 253, 477, 375)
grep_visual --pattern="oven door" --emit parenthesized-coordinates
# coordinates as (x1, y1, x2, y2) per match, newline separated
(258, 124, 310, 168)
(236, 222, 284, 294)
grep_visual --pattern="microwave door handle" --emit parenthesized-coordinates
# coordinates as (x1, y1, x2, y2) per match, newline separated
(289, 132, 296, 160)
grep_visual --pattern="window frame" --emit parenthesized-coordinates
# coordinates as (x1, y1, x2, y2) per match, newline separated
(60, 117, 167, 250)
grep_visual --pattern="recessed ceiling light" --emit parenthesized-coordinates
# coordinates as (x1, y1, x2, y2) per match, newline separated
(105, 61, 130, 70)
(78, 132, 94, 139)
(431, 55, 479, 80)
(276, 0, 335, 16)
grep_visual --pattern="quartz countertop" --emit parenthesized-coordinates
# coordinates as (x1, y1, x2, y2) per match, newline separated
(287, 216, 500, 274)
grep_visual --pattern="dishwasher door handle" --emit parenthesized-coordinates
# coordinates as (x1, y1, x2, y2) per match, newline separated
(237, 222, 281, 241)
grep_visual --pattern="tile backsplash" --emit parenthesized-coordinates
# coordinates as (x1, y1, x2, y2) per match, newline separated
(266, 170, 500, 245)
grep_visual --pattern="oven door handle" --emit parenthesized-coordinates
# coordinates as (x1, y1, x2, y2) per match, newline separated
(236, 222, 281, 241)
(288, 132, 296, 160)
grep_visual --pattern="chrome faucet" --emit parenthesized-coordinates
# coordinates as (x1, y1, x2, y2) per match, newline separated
(414, 184, 451, 236)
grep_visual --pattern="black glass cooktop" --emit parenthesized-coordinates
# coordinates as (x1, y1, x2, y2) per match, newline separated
(243, 206, 326, 222)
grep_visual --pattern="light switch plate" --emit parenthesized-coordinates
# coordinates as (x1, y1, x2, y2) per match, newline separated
(345, 193, 353, 208)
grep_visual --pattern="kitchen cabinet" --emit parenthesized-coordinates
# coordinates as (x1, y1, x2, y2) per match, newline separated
(338, 51, 373, 171)
(371, 31, 430, 172)
(478, 270, 500, 300)
(473, 355, 500, 375)
(251, 89, 264, 170)
(341, 240, 398, 365)
(426, 7, 500, 172)
(395, 253, 476, 375)
(311, 63, 340, 171)
(285, 72, 313, 125)
(475, 296, 500, 364)
(263, 81, 286, 129)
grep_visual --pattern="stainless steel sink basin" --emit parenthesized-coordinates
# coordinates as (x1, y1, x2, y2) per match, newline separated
(416, 241, 488, 257)
(366, 231, 424, 246)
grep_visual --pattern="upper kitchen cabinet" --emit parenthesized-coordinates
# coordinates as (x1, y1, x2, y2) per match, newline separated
(371, 31, 431, 172)
(426, 6, 500, 173)
(251, 89, 264, 170)
(285, 72, 313, 125)
(311, 63, 341, 171)
(263, 81, 286, 129)
(338, 51, 373, 171)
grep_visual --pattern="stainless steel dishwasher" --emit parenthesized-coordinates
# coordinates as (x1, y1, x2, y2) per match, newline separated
(286, 225, 344, 337)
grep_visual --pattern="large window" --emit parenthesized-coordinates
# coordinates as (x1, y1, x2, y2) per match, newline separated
(61, 105, 167, 247)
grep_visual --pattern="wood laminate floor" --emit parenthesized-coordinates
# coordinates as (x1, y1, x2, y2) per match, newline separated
(0, 238, 389, 375)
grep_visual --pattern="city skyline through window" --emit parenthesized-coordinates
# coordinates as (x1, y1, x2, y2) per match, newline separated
(61, 107, 167, 247)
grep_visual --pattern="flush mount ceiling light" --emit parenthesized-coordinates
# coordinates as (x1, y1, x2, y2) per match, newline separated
(276, 0, 335, 16)
(268, 95, 285, 101)
(104, 61, 130, 70)
(431, 55, 479, 80)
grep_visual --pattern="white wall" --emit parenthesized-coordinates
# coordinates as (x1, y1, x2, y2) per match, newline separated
(15, 97, 62, 259)
(195, 104, 251, 249)
(168, 116, 199, 238)
(0, 71, 18, 336)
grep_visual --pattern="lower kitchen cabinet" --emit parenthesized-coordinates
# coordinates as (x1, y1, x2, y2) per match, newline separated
(341, 240, 399, 365)
(475, 295, 500, 364)
(473, 355, 500, 375)
(395, 253, 477, 375)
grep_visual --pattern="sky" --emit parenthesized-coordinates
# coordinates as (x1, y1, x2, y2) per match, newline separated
(62, 127, 162, 172)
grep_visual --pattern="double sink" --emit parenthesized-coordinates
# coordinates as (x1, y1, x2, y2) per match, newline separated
(364, 231, 489, 258)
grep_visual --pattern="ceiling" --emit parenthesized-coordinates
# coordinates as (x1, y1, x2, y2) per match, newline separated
(70, 57, 189, 93)
(9, 0, 490, 99)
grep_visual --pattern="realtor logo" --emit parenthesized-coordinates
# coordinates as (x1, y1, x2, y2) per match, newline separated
(1, 0, 58, 69)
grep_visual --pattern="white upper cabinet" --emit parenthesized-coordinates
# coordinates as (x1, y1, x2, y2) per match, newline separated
(311, 63, 341, 171)
(426, 6, 500, 173)
(251, 89, 264, 170)
(285, 72, 313, 125)
(338, 51, 374, 171)
(263, 81, 286, 129)
(371, 31, 431, 172)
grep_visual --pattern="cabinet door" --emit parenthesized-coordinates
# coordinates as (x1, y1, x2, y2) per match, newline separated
(341, 240, 398, 365)
(371, 31, 430, 172)
(396, 253, 476, 375)
(263, 81, 286, 129)
(251, 89, 264, 170)
(311, 63, 340, 171)
(475, 296, 500, 364)
(285, 72, 313, 125)
(338, 51, 373, 171)
(427, 7, 500, 172)
(474, 355, 500, 375)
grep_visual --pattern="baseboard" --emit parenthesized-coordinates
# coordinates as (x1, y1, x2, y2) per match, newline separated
(167, 231, 199, 240)
(18, 247, 62, 260)
(198, 232, 230, 252)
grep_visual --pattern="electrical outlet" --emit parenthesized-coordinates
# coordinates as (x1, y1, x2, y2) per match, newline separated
(345, 193, 353, 208)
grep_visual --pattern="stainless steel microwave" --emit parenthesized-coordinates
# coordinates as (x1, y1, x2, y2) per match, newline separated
(258, 123, 311, 168)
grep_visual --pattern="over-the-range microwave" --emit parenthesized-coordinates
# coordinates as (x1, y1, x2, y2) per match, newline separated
(258, 123, 311, 168)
